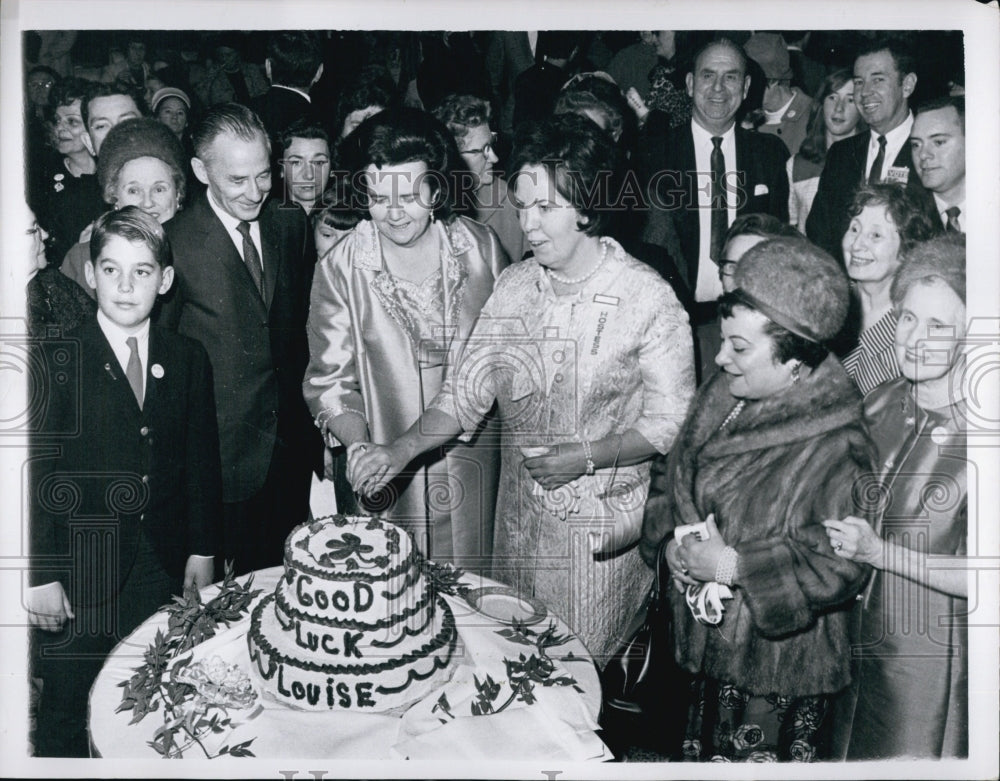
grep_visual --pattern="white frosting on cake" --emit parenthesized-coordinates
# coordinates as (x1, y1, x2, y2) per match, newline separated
(248, 516, 457, 712)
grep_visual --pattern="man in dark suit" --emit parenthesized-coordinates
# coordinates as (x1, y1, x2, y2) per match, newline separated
(253, 31, 323, 146)
(910, 95, 965, 233)
(159, 103, 320, 576)
(806, 38, 936, 259)
(641, 37, 790, 381)
(29, 207, 221, 756)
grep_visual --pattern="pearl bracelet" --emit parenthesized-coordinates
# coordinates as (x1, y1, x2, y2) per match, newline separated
(715, 546, 739, 587)
(581, 439, 595, 476)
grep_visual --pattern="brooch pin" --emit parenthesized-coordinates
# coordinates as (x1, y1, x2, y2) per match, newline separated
(53, 173, 64, 182)
(54, 183, 64, 192)
(151, 364, 164, 379)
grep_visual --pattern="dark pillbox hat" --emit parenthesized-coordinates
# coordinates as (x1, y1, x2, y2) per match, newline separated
(731, 237, 849, 344)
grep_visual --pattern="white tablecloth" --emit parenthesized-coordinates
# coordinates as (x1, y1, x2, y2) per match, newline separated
(89, 568, 608, 760)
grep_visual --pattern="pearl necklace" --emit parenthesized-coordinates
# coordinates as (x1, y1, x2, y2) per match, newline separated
(720, 399, 746, 430)
(546, 240, 609, 286)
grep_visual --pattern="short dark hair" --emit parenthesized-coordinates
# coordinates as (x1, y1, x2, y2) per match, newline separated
(335, 68, 396, 138)
(847, 184, 942, 256)
(718, 291, 828, 368)
(266, 31, 322, 89)
(45, 76, 92, 122)
(915, 94, 965, 132)
(27, 65, 59, 85)
(689, 37, 749, 79)
(192, 102, 269, 161)
(890, 232, 965, 310)
(724, 213, 802, 247)
(90, 205, 172, 268)
(855, 37, 918, 81)
(554, 74, 627, 142)
(81, 80, 144, 128)
(278, 119, 330, 156)
(432, 94, 492, 147)
(536, 31, 582, 61)
(339, 107, 458, 222)
(510, 112, 623, 239)
(312, 176, 361, 233)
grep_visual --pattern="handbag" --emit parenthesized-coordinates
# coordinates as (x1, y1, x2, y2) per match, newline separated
(599, 544, 691, 757)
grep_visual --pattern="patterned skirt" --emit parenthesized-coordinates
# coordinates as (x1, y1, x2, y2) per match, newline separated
(681, 677, 829, 762)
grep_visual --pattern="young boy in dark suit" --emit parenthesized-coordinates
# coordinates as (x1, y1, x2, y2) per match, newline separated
(28, 206, 223, 756)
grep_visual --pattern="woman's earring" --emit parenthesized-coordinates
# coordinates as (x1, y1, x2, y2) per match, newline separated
(430, 211, 436, 224)
(791, 362, 802, 383)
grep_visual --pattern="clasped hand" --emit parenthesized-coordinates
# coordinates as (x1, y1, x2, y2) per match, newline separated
(522, 443, 587, 491)
(665, 514, 727, 592)
(347, 441, 404, 497)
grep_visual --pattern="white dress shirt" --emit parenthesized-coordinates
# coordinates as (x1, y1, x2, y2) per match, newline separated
(206, 190, 264, 269)
(865, 112, 914, 183)
(933, 193, 966, 232)
(98, 309, 150, 400)
(690, 119, 737, 302)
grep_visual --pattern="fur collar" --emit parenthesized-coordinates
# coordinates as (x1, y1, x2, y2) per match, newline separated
(685, 355, 864, 460)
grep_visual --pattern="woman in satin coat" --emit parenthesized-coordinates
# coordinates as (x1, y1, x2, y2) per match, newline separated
(824, 234, 969, 759)
(303, 108, 509, 567)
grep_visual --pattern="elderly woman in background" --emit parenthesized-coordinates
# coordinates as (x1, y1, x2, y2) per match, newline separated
(350, 114, 695, 659)
(788, 69, 866, 231)
(641, 237, 876, 762)
(432, 94, 526, 262)
(24, 204, 95, 338)
(304, 108, 508, 566)
(35, 77, 104, 267)
(840, 184, 941, 394)
(60, 117, 187, 298)
(824, 234, 968, 760)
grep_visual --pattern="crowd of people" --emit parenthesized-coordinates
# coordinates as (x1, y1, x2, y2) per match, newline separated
(23, 28, 969, 764)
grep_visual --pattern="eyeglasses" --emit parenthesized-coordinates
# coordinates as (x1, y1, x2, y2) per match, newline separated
(459, 132, 498, 158)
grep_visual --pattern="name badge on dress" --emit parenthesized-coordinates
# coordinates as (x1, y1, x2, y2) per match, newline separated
(593, 294, 620, 307)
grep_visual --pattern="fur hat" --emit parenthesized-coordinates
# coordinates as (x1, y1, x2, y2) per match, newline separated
(96, 117, 186, 204)
(732, 237, 849, 343)
(744, 33, 793, 81)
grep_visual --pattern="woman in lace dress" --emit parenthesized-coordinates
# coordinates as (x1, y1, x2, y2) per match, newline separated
(303, 108, 508, 566)
(350, 114, 695, 658)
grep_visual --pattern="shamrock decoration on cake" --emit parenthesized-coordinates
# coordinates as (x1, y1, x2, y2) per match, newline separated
(318, 532, 376, 568)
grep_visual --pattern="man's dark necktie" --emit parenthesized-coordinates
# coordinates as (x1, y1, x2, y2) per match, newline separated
(868, 134, 887, 185)
(125, 336, 143, 409)
(236, 221, 263, 297)
(945, 206, 962, 233)
(710, 136, 727, 262)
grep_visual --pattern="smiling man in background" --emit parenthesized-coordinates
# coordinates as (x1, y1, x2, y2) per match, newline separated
(806, 37, 935, 259)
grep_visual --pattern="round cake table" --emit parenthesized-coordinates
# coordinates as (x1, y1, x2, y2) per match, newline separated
(88, 567, 608, 761)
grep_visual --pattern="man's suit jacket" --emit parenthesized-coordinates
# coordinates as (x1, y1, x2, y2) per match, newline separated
(642, 121, 791, 292)
(806, 132, 936, 260)
(486, 31, 536, 134)
(30, 320, 222, 597)
(159, 194, 319, 503)
(253, 86, 317, 145)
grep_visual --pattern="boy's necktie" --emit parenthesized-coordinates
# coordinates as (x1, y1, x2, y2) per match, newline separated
(125, 336, 143, 409)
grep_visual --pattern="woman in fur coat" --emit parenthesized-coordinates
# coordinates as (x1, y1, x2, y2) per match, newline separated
(640, 237, 877, 762)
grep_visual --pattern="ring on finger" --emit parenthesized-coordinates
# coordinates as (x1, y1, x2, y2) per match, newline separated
(834, 540, 843, 551)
